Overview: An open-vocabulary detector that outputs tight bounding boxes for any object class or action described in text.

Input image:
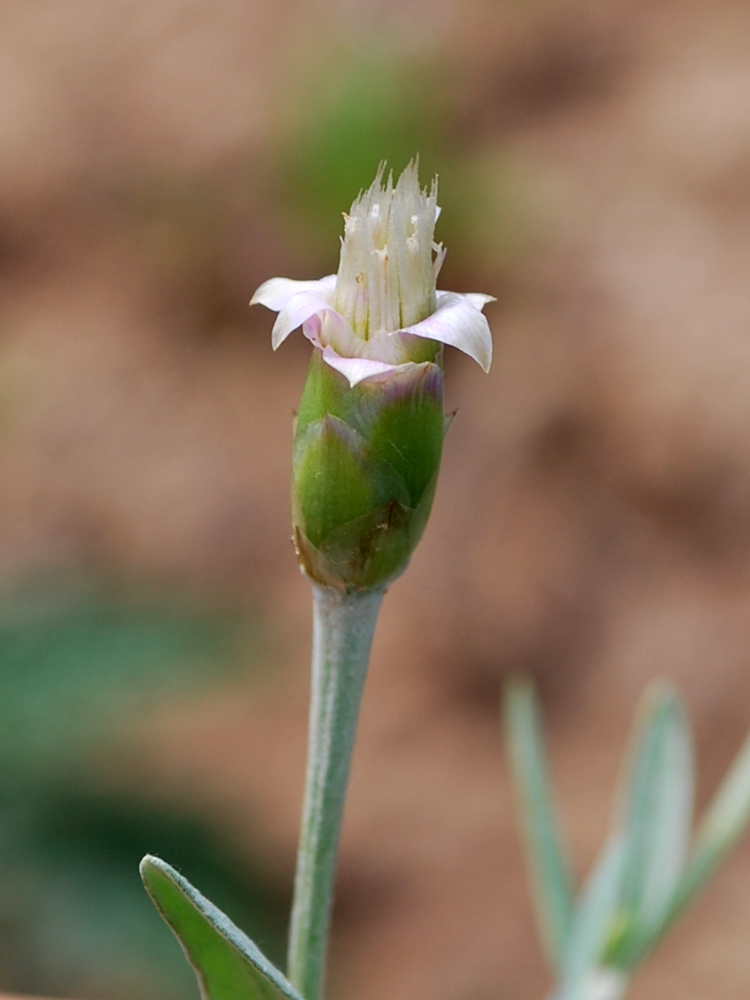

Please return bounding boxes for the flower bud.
[292,348,444,590]
[251,161,494,591]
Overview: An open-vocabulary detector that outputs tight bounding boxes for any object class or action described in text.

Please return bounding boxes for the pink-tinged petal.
[302,313,324,349]
[321,347,400,387]
[250,275,336,311]
[271,291,340,350]
[404,292,493,372]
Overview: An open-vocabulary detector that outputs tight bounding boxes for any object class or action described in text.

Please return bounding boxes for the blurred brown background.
[1,0,750,998]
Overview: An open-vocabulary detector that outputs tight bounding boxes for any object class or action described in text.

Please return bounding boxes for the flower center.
[333,161,445,341]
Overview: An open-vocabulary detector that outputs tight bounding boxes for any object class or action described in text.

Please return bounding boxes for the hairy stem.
[287,583,384,1000]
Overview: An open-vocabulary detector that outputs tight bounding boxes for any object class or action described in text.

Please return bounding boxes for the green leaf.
[503,678,574,971]
[605,683,693,968]
[554,683,692,996]
[556,838,629,1000]
[140,855,302,1000]
[0,581,246,786]
[658,723,750,938]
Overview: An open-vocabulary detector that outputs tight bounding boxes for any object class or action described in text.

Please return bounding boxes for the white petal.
[321,347,399,387]
[463,292,496,312]
[436,290,496,312]
[403,292,493,372]
[250,275,336,311]
[271,290,338,350]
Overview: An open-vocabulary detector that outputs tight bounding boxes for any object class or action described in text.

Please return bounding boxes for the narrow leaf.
[556,683,692,994]
[659,723,750,935]
[140,855,302,1000]
[556,838,628,1000]
[608,682,693,967]
[503,678,574,970]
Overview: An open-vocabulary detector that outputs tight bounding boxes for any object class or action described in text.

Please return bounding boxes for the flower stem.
[287,583,384,1000]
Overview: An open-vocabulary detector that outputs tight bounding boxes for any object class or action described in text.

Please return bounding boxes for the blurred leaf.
[436,147,549,275]
[0,576,287,1000]
[0,579,247,783]
[277,53,442,258]
[603,683,693,969]
[556,839,628,1000]
[554,684,692,997]
[655,722,750,944]
[141,856,301,1000]
[0,789,290,999]
[503,677,574,970]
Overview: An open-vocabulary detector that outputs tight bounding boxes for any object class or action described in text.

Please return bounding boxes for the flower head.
[251,162,494,590]
[251,161,494,387]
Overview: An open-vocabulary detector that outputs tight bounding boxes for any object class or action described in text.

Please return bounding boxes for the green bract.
[292,350,445,590]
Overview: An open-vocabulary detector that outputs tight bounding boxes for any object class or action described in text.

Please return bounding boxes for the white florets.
[333,161,443,340]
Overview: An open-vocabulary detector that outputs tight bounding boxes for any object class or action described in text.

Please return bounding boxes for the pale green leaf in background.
[556,837,628,1000]
[607,683,693,969]
[654,724,750,945]
[503,678,574,971]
